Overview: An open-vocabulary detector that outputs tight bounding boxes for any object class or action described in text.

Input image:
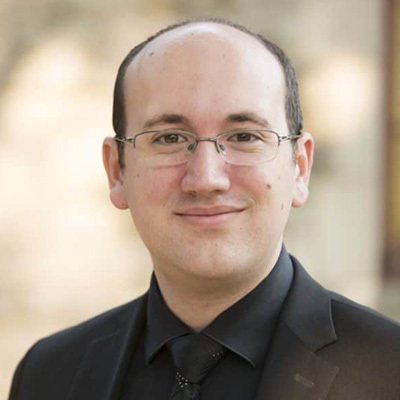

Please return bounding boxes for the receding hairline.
[124,20,282,81]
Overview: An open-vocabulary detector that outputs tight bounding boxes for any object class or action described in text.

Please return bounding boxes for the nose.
[181,140,231,196]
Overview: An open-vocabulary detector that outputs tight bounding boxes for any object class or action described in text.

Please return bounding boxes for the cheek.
[236,166,275,194]
[236,163,294,211]
[127,167,183,240]
[130,164,183,206]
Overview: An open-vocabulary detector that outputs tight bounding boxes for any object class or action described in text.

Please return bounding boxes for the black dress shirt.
[120,246,293,399]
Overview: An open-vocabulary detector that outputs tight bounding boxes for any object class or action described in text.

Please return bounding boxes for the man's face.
[103,24,313,286]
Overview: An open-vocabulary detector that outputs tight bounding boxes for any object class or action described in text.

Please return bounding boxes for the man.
[9,17,400,400]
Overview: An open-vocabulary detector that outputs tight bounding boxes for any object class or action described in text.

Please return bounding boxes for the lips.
[174,206,245,227]
[175,206,244,217]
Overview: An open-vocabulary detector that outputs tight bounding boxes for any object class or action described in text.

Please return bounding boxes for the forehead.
[123,23,287,130]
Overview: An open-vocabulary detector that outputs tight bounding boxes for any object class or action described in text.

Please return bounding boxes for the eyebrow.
[143,114,189,129]
[225,112,272,129]
[142,111,272,130]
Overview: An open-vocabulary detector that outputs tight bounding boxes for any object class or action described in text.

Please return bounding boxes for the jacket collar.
[67,295,147,400]
[255,255,339,400]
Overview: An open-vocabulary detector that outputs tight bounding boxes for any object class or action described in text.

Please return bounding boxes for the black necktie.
[168,333,226,400]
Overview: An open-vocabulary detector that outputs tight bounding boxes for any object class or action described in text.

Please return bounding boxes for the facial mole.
[266,183,272,190]
[136,173,140,178]
[149,51,154,57]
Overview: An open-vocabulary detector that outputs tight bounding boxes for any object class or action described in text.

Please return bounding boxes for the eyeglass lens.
[132,130,281,166]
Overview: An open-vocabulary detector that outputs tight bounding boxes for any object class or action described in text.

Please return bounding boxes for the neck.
[153,247,281,331]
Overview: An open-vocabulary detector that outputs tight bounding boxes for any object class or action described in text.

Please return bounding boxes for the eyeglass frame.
[114,128,303,164]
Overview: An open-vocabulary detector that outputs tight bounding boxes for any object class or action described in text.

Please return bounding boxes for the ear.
[102,137,128,210]
[292,132,314,208]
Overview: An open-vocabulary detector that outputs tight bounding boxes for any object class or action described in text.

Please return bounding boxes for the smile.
[175,206,245,227]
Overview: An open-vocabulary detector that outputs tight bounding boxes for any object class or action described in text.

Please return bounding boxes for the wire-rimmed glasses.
[114,129,302,166]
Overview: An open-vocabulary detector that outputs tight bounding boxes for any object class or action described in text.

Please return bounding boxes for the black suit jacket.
[9,256,400,399]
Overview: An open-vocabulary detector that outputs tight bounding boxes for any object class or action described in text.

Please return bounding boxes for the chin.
[186,263,237,280]
[178,250,256,281]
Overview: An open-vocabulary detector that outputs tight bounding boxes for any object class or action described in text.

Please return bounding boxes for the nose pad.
[186,140,224,166]
[216,142,225,153]
[187,142,197,153]
[187,139,225,158]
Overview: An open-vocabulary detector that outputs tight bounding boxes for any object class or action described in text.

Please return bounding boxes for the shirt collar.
[145,245,293,368]
[145,275,191,365]
[203,246,293,367]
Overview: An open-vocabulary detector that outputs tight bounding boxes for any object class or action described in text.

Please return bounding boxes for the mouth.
[175,206,245,227]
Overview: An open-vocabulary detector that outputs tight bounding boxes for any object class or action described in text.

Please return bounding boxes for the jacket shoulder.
[35,294,146,351]
[289,255,400,395]
[9,295,147,400]
[329,290,400,346]
[323,292,400,396]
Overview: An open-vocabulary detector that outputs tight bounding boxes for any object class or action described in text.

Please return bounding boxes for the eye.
[152,131,189,145]
[227,130,263,142]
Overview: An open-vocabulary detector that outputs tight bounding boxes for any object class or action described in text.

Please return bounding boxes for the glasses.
[114,129,302,166]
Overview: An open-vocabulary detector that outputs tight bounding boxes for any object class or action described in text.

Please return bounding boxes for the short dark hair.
[112,17,303,168]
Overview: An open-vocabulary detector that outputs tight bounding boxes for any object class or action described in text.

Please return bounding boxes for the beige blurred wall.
[1,1,397,399]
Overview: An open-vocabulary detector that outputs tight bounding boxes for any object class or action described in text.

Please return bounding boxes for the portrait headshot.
[2,2,400,400]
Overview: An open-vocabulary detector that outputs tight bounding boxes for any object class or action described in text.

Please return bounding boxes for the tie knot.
[168,333,226,384]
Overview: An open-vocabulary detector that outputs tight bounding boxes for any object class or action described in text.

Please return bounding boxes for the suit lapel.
[67,295,147,400]
[255,323,339,399]
[256,257,339,400]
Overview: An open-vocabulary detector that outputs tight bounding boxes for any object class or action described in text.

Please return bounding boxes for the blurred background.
[1,0,399,397]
